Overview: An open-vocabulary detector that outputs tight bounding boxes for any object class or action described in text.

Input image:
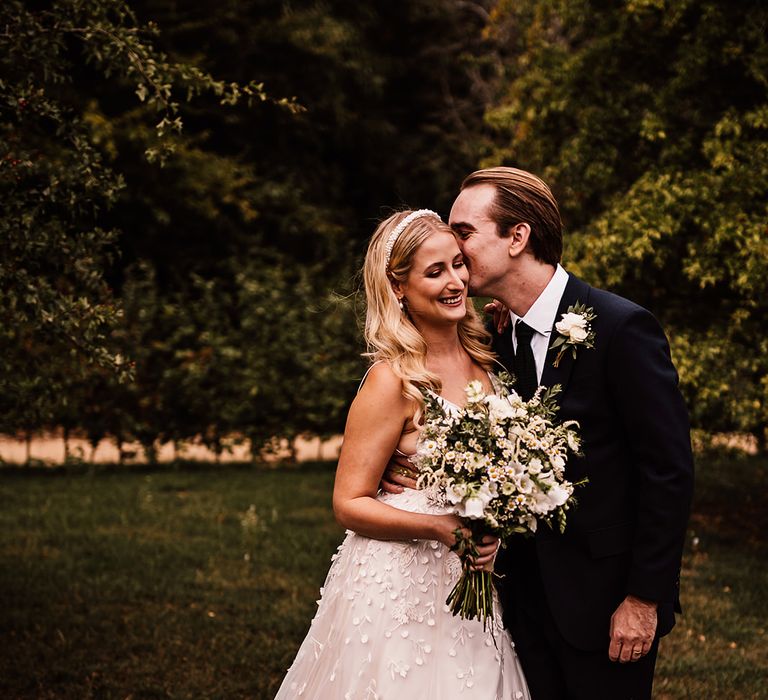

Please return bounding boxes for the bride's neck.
[418,327,471,373]
[417,324,462,356]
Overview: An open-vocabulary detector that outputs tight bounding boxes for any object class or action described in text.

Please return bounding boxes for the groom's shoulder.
[573,276,649,324]
[590,286,644,318]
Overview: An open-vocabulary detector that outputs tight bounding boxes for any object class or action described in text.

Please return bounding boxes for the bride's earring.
[398,297,404,311]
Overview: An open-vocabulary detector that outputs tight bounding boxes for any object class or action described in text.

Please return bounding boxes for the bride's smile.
[393,230,469,326]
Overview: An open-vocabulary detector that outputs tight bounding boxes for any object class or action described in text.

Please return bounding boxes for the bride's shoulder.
[359,361,401,395]
[353,362,411,421]
[360,360,402,389]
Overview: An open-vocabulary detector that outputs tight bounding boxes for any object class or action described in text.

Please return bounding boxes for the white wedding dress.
[274,474,531,698]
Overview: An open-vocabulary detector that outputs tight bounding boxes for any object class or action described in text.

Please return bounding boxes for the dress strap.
[486,369,501,394]
[357,360,385,393]
[491,358,509,374]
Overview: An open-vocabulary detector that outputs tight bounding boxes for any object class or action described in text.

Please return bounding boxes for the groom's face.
[449,184,511,298]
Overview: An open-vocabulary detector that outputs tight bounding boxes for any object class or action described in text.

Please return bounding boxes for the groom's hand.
[380,452,419,494]
[608,595,658,663]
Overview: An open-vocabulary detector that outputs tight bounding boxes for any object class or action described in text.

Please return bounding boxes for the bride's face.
[397,231,469,326]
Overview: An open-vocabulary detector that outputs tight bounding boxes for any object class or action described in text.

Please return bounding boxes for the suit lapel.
[539,274,591,395]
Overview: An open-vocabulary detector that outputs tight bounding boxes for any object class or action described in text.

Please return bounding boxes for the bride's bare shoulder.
[350,362,411,427]
[358,361,403,399]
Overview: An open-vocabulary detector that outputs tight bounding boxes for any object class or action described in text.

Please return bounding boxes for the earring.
[398,298,404,311]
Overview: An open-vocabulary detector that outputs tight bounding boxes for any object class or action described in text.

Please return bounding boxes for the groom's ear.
[507,223,532,258]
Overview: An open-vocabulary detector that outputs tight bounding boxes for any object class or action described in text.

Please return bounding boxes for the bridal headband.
[384,209,441,268]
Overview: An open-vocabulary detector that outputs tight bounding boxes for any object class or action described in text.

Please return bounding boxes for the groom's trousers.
[503,541,659,700]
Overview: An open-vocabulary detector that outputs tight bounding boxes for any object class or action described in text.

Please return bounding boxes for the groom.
[385,167,694,699]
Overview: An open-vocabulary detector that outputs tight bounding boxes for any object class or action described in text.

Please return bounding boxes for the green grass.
[0,455,766,699]
[655,453,768,699]
[0,463,344,699]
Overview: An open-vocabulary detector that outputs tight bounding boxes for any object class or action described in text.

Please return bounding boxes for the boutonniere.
[550,301,596,367]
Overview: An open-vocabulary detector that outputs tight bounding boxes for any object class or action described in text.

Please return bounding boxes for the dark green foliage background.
[484,0,768,443]
[1,2,766,447]
[1,0,497,455]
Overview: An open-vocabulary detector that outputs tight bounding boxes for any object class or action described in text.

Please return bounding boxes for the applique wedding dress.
[274,397,530,699]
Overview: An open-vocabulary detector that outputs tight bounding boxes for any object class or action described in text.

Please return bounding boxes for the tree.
[3,0,501,457]
[0,0,289,447]
[484,0,768,445]
[234,257,363,456]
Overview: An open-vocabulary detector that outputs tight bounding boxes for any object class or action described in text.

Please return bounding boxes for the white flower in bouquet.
[550,452,566,473]
[548,483,572,507]
[458,482,498,520]
[517,474,534,494]
[567,431,582,453]
[467,452,490,473]
[528,457,544,474]
[465,379,485,403]
[523,513,538,533]
[446,482,469,504]
[486,394,519,421]
[421,439,439,455]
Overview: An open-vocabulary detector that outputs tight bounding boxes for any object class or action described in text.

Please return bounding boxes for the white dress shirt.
[510,264,569,383]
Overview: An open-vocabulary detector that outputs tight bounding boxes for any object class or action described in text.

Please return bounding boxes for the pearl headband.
[384,209,441,268]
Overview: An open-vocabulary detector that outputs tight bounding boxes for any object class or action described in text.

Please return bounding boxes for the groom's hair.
[460,167,563,265]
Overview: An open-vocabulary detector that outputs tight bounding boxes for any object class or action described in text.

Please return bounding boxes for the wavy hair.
[363,210,496,421]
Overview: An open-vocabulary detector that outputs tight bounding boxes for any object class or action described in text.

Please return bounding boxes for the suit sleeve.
[606,307,694,604]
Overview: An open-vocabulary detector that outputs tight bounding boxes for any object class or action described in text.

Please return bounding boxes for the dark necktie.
[514,320,538,401]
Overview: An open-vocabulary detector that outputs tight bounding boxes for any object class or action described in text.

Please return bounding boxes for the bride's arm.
[332,363,460,548]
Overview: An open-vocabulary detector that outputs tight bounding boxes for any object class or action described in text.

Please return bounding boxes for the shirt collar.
[510,264,569,336]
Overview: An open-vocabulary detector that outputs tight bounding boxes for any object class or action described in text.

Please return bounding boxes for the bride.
[274,210,530,699]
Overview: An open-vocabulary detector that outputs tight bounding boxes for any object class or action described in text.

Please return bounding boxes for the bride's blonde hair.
[363,210,496,418]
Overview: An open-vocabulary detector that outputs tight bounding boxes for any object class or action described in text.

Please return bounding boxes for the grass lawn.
[0,453,766,699]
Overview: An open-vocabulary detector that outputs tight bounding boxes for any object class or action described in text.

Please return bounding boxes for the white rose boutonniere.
[550,301,596,367]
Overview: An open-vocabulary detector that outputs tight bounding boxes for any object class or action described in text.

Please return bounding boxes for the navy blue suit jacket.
[493,273,694,651]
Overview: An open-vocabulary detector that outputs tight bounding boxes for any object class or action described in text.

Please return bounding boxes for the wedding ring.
[632,649,642,656]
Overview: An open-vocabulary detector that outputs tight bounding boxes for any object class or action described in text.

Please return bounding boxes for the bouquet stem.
[446,525,496,630]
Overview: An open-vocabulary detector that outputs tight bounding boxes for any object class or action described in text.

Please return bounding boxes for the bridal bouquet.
[412,374,583,629]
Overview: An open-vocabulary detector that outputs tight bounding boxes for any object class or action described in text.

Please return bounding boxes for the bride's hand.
[483,299,511,335]
[434,514,469,549]
[434,516,500,572]
[471,534,501,572]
